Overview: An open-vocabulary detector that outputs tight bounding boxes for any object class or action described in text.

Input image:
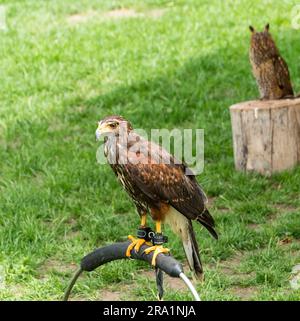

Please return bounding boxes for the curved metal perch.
[64,241,201,301]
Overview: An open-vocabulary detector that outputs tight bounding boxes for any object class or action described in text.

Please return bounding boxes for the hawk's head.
[95,115,133,141]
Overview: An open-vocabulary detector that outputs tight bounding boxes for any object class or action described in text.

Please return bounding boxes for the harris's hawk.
[95,115,217,278]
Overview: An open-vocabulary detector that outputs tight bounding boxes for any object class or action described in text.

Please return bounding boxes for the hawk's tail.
[182,221,203,279]
[165,207,203,279]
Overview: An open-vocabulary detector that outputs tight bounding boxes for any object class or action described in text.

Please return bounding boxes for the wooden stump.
[230,98,300,175]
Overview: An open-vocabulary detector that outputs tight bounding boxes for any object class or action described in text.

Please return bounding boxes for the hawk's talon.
[126,235,152,257]
[143,245,170,266]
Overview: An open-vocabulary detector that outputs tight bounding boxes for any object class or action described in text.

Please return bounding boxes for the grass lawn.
[0,0,300,301]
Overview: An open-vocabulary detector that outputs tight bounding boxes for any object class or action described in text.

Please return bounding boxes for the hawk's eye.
[109,123,117,129]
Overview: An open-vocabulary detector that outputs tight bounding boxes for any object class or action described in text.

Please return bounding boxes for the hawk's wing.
[124,138,217,238]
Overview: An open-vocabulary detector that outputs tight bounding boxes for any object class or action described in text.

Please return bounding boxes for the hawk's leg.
[144,220,170,266]
[126,214,152,257]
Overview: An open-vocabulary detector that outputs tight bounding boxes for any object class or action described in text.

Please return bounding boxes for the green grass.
[0,0,300,301]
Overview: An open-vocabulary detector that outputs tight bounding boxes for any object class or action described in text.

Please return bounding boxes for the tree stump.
[230,98,300,175]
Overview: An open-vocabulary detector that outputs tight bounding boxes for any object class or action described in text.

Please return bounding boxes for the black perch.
[64,241,200,301]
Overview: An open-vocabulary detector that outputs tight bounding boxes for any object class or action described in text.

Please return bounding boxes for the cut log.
[230,98,300,175]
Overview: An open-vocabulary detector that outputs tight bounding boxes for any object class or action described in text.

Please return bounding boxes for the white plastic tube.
[179,272,201,301]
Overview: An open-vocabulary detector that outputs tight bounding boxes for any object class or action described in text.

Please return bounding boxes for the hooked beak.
[95,129,101,141]
[95,122,112,141]
[95,122,103,141]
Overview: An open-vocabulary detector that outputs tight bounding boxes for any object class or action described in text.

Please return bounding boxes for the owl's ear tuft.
[249,25,255,33]
[265,23,270,32]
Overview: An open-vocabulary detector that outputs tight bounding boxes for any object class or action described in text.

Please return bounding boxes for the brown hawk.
[95,115,217,278]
